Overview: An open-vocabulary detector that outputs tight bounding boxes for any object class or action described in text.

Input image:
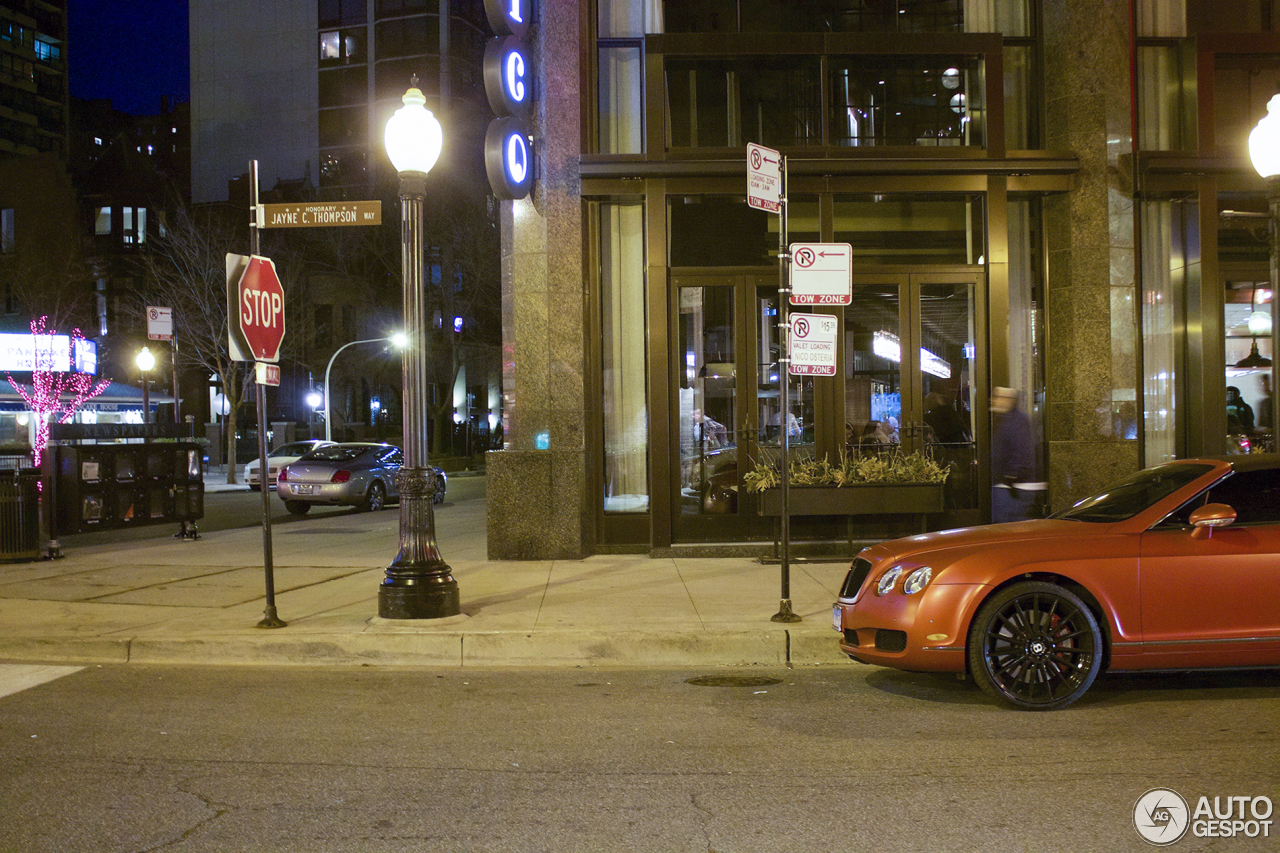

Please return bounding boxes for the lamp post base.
[378,466,460,619]
[378,577,460,620]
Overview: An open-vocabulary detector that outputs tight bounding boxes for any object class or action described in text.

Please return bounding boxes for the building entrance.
[671,269,985,544]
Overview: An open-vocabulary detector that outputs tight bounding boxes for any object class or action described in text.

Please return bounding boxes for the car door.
[1138,467,1280,667]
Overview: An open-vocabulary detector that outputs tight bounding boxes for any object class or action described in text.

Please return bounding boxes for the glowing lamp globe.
[384,86,443,176]
[1249,95,1280,179]
[136,347,155,372]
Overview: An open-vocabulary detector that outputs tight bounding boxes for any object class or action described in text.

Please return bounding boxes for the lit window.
[320,31,340,61]
[94,207,111,236]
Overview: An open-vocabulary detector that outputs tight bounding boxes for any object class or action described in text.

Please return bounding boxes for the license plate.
[832,604,842,632]
[295,485,315,495]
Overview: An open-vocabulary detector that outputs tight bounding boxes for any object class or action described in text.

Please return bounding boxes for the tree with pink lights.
[6,317,111,467]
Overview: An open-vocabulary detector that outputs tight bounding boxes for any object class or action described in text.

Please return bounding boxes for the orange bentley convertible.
[833,456,1280,710]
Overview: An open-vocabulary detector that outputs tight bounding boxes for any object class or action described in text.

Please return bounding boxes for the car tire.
[362,481,386,512]
[284,500,311,516]
[966,581,1103,711]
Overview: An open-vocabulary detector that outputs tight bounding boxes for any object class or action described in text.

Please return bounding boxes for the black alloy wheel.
[363,480,386,512]
[967,581,1103,711]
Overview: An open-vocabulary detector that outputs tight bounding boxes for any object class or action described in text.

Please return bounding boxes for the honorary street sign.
[257,201,381,228]
[747,142,782,213]
[789,314,839,377]
[789,242,852,305]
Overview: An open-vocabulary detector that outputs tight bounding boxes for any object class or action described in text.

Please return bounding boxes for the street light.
[305,389,323,438]
[136,346,155,424]
[322,335,404,442]
[379,79,458,620]
[1249,96,1280,436]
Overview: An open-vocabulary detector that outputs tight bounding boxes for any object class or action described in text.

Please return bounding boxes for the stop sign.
[236,256,285,362]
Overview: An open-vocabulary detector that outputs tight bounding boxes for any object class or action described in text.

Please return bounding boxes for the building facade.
[0,0,66,160]
[485,0,1280,558]
[188,0,501,453]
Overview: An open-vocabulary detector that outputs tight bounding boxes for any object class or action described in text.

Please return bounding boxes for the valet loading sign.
[788,314,839,376]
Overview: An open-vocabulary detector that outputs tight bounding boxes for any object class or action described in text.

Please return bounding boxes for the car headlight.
[902,566,933,595]
[875,566,903,596]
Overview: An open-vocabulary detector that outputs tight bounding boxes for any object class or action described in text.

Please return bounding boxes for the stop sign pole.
[243,160,285,628]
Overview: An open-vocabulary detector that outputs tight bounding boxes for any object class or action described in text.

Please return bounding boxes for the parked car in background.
[833,455,1280,710]
[277,443,446,515]
[244,440,335,491]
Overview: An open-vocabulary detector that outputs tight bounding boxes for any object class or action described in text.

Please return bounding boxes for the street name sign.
[747,143,782,213]
[226,253,285,363]
[789,242,852,305]
[257,201,381,228]
[788,314,839,376]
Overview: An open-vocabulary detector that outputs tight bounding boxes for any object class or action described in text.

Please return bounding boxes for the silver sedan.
[277,443,404,515]
[277,443,448,515]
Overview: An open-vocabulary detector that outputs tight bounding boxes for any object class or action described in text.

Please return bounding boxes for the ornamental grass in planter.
[743,448,949,493]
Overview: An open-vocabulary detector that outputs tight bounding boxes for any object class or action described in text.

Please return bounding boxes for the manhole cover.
[685,675,782,688]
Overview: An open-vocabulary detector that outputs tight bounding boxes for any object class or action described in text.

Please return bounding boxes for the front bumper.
[834,582,985,673]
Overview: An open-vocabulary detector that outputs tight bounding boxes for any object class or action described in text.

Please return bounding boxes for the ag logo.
[1134,788,1190,846]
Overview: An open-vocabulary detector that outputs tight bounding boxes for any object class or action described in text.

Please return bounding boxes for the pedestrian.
[990,386,1035,523]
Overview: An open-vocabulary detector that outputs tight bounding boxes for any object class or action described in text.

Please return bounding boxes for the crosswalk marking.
[0,664,85,700]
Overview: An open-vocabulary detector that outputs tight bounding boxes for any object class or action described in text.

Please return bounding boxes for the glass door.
[844,273,983,525]
[673,274,784,540]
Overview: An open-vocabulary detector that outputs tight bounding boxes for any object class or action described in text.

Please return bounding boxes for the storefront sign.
[483,0,535,199]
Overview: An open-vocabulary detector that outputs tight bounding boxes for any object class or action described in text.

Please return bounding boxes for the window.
[1162,468,1280,526]
[122,208,147,245]
[94,207,111,236]
[830,55,984,148]
[599,46,643,153]
[601,203,649,512]
[1,209,13,253]
[319,28,365,65]
[666,56,822,149]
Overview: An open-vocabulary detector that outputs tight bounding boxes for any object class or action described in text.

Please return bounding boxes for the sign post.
[147,306,182,425]
[237,160,286,629]
[747,143,801,624]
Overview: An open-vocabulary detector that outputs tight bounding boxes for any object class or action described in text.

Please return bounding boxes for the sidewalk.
[0,472,853,669]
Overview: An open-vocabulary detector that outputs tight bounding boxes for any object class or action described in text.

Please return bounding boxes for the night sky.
[67,0,189,116]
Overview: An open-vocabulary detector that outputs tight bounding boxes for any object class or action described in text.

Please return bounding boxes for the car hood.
[859,518,1117,571]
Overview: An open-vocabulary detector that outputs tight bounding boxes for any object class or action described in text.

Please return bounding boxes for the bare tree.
[134,204,252,482]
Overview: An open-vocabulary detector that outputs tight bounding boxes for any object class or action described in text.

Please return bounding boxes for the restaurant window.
[834,195,986,265]
[830,55,984,148]
[600,203,649,512]
[666,56,822,149]
[669,196,773,267]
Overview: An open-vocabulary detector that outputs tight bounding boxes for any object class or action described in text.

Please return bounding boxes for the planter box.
[757,483,944,517]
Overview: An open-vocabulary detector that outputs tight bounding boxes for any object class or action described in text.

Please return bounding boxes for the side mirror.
[1189,502,1237,539]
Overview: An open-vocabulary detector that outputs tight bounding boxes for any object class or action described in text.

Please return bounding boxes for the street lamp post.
[379,79,458,619]
[322,335,404,443]
[1249,95,1280,445]
[136,346,155,425]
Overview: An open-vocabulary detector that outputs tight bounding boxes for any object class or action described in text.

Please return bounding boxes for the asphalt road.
[0,663,1277,852]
